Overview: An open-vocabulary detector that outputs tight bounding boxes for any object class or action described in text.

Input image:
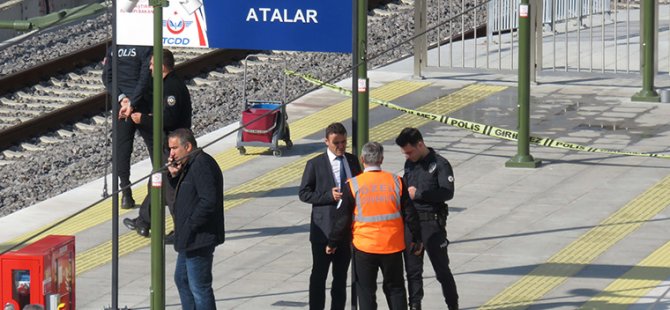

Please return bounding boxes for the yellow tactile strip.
[480,176,670,310]
[212,80,430,169]
[580,238,670,308]
[76,83,506,275]
[0,80,429,253]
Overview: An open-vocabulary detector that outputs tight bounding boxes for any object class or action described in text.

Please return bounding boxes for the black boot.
[136,226,149,237]
[410,303,421,310]
[121,190,135,209]
[122,217,137,230]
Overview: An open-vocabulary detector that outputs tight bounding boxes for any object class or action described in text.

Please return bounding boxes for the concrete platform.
[4,35,670,310]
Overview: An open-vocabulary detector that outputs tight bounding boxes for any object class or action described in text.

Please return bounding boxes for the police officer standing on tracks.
[102,44,153,209]
[395,127,459,310]
[327,141,423,310]
[122,49,192,240]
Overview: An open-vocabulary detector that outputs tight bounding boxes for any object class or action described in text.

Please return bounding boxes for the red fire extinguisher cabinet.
[1,235,75,310]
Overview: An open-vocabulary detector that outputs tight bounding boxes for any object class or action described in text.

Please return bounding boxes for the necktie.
[337,156,347,189]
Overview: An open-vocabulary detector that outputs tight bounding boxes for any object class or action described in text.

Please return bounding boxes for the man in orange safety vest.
[327,141,424,310]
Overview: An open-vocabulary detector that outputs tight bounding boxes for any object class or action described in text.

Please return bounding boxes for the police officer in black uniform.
[395,127,459,310]
[102,44,154,209]
[122,49,192,239]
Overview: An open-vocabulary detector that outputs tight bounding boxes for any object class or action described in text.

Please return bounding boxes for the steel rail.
[0,48,252,150]
[0,0,390,151]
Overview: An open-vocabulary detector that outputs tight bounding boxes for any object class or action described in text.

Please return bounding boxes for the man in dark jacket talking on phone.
[167,128,224,309]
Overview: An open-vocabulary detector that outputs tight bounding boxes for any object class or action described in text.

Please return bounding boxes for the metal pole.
[413,0,426,79]
[111,0,119,308]
[352,0,359,158]
[355,0,369,156]
[350,0,359,307]
[631,0,659,102]
[150,1,166,309]
[506,0,540,169]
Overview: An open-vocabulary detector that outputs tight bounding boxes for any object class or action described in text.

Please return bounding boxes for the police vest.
[349,171,405,254]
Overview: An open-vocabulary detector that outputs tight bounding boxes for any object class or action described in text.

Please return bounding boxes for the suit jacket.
[299,152,362,244]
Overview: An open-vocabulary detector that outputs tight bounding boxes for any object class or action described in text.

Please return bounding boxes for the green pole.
[355,0,369,154]
[150,1,165,309]
[506,0,540,168]
[632,0,659,102]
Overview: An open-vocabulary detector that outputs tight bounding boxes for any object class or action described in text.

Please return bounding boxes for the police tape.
[286,70,670,160]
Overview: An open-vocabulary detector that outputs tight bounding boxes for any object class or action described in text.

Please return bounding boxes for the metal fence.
[488,0,612,32]
[421,0,670,79]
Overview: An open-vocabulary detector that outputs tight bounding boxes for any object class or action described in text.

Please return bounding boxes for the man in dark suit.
[299,122,362,310]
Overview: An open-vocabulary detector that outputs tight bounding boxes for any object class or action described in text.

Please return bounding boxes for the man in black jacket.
[167,128,224,309]
[122,49,192,239]
[395,128,458,310]
[102,44,153,209]
[299,122,362,310]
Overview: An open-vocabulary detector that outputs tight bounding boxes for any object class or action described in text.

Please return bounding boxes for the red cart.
[236,55,292,156]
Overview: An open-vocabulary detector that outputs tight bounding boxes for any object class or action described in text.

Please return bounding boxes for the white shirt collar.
[364,166,381,172]
[327,148,340,161]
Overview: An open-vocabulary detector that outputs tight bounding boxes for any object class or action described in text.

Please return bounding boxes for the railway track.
[0,0,394,159]
[0,44,254,154]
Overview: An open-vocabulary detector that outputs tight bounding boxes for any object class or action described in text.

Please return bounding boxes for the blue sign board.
[205,0,351,52]
[118,0,352,52]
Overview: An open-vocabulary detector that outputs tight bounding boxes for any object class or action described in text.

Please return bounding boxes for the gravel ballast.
[0,0,478,216]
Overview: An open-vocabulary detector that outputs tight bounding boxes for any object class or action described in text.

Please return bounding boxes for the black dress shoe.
[121,192,136,209]
[164,231,175,244]
[137,226,150,237]
[123,217,137,230]
[410,303,421,310]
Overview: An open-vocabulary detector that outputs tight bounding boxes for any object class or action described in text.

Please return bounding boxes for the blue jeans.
[175,245,217,310]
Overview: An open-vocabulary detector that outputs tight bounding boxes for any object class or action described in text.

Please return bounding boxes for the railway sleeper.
[0,99,67,110]
[57,129,75,138]
[20,142,45,152]
[208,71,227,78]
[49,78,105,91]
[0,108,42,116]
[74,122,99,132]
[0,116,32,123]
[34,84,100,96]
[91,116,108,125]
[15,92,80,103]
[67,72,101,82]
[3,150,24,159]
[39,136,63,144]
[192,77,219,86]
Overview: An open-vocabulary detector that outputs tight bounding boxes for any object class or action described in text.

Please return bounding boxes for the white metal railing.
[488,0,612,32]
[420,0,670,80]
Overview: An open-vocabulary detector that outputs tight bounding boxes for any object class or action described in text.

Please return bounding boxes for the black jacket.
[299,152,362,244]
[102,45,152,111]
[140,71,193,133]
[328,170,422,249]
[402,148,455,213]
[169,150,225,252]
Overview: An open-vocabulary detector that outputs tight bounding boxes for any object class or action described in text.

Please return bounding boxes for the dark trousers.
[117,117,153,189]
[353,247,407,310]
[310,242,351,310]
[403,220,458,309]
[137,147,175,229]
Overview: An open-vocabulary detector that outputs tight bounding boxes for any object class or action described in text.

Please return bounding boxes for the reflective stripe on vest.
[350,175,402,223]
[349,171,405,254]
